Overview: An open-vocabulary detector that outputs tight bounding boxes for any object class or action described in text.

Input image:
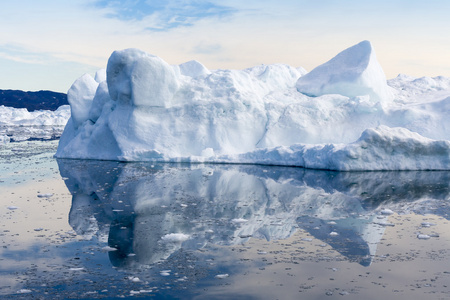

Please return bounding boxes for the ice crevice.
[54,41,450,171]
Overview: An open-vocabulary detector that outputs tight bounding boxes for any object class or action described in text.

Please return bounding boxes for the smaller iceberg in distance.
[55,41,450,171]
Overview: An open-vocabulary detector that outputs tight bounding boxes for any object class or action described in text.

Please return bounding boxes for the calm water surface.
[0,141,449,299]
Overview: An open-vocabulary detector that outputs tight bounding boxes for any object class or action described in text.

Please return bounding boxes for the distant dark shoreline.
[0,89,68,111]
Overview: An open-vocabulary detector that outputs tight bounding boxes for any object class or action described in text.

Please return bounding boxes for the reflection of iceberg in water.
[297,216,387,266]
[57,159,450,267]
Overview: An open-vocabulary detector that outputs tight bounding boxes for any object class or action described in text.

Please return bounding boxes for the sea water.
[0,140,449,299]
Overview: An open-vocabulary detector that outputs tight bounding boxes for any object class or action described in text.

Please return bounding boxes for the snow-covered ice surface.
[54,41,450,170]
[0,105,70,142]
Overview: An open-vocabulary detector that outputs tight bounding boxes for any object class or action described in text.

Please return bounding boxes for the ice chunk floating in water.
[55,41,450,170]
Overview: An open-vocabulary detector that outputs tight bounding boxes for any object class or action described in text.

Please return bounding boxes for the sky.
[1,0,450,93]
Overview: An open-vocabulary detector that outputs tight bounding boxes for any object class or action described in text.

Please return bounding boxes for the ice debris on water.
[37,193,54,198]
[421,222,436,227]
[231,218,248,224]
[417,234,431,240]
[161,233,190,242]
[101,246,118,251]
[215,274,229,279]
[380,209,394,215]
[374,222,395,227]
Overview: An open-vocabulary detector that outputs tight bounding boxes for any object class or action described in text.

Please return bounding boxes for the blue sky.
[1,0,450,92]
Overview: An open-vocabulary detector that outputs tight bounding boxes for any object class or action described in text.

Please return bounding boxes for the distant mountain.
[0,89,68,111]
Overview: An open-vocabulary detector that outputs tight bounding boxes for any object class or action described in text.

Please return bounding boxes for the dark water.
[1,146,449,299]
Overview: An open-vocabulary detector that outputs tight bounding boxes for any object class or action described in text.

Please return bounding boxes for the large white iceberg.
[55,41,450,170]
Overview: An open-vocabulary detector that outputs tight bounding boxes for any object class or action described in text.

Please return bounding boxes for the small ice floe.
[160,270,171,276]
[257,251,267,255]
[421,222,436,227]
[129,277,140,282]
[380,209,394,215]
[205,229,214,233]
[329,231,339,236]
[17,289,32,294]
[127,253,136,257]
[301,238,313,242]
[180,203,188,208]
[112,209,124,212]
[69,267,85,271]
[239,234,253,238]
[101,246,118,252]
[37,193,53,198]
[327,221,337,225]
[7,206,19,210]
[417,234,431,240]
[231,218,248,224]
[374,222,395,227]
[215,274,229,279]
[161,233,190,242]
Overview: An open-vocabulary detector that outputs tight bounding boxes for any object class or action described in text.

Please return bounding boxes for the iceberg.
[0,105,70,142]
[55,41,450,171]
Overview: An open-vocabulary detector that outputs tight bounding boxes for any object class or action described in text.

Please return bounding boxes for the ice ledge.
[57,126,450,171]
[215,126,450,171]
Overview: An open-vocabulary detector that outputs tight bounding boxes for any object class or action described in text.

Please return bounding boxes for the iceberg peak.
[106,48,179,108]
[296,40,393,103]
[178,60,211,78]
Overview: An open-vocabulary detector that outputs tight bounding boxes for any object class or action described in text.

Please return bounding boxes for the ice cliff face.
[55,41,450,170]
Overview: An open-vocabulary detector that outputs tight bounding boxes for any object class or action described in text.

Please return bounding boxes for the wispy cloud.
[0,45,49,65]
[93,0,236,31]
[192,42,222,54]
